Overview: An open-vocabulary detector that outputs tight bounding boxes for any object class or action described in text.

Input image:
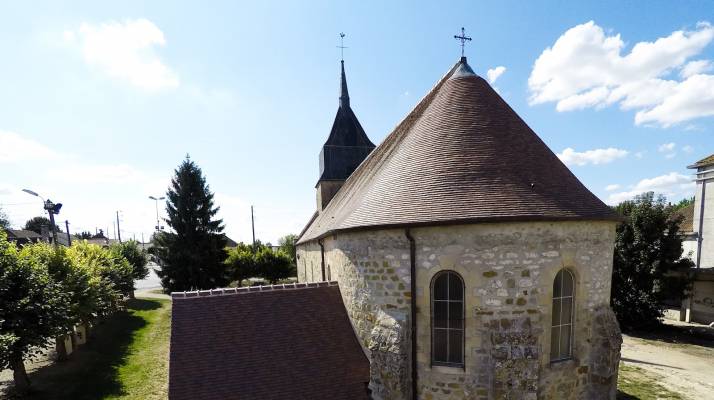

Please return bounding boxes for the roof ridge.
[171,281,339,299]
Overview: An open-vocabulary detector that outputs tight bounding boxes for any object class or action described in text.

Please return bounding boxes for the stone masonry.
[296,221,621,400]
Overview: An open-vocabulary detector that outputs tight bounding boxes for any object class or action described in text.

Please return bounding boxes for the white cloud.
[64,19,179,91]
[658,142,676,152]
[605,184,621,191]
[529,21,714,127]
[557,147,628,166]
[0,130,60,163]
[634,151,645,159]
[486,66,506,84]
[680,59,713,78]
[607,172,694,204]
[683,145,694,153]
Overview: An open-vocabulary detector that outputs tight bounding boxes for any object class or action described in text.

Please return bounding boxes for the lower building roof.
[169,282,370,400]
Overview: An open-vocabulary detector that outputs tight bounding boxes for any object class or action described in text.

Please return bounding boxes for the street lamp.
[22,188,62,247]
[148,196,165,232]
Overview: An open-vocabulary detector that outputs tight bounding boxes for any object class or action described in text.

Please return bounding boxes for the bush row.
[0,231,148,393]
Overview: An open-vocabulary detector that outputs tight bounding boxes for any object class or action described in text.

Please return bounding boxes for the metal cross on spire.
[454,27,472,57]
[337,32,348,61]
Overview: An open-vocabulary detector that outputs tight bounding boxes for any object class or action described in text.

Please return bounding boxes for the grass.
[617,363,686,400]
[10,298,171,399]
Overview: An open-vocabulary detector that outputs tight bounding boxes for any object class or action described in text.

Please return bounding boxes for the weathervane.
[337,32,348,61]
[454,27,472,57]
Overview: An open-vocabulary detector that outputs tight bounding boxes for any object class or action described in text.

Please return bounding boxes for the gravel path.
[621,329,714,400]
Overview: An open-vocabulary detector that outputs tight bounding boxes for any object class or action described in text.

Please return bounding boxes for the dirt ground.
[621,321,714,400]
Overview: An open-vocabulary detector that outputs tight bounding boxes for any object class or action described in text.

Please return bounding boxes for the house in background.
[679,154,714,324]
[4,229,43,246]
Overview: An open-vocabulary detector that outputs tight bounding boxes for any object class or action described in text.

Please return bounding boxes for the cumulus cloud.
[64,19,179,91]
[0,130,60,163]
[486,66,506,84]
[680,59,713,78]
[658,142,676,152]
[529,21,714,127]
[605,184,621,191]
[606,172,694,204]
[683,145,694,153]
[557,147,628,166]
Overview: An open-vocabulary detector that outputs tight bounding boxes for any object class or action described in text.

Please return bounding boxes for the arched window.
[551,269,575,362]
[431,271,464,366]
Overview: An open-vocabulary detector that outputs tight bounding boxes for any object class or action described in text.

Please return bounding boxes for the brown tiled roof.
[676,203,695,233]
[298,58,618,244]
[169,282,370,400]
[688,154,714,169]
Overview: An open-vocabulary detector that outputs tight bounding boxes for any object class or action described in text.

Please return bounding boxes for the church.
[295,49,623,398]
[169,43,622,400]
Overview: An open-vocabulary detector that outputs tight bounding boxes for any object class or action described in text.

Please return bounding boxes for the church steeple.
[339,60,350,109]
[315,55,375,211]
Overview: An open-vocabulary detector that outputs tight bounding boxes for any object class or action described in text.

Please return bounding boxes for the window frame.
[430,270,465,368]
[550,268,575,363]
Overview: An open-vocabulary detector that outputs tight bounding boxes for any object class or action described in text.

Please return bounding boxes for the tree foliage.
[24,216,60,235]
[0,206,10,229]
[224,243,257,287]
[74,231,93,240]
[110,240,149,281]
[0,231,71,392]
[672,196,694,211]
[154,157,228,292]
[611,192,694,330]
[225,242,296,286]
[278,234,297,264]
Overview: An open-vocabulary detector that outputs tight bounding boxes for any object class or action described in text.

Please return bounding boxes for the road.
[621,329,714,400]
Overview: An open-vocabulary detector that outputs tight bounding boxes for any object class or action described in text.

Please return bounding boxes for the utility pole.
[116,211,122,243]
[65,220,71,246]
[251,205,256,246]
[141,232,145,250]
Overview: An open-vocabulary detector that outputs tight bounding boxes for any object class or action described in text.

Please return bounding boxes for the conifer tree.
[155,156,228,292]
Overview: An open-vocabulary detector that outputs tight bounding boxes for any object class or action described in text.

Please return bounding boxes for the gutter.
[318,239,326,281]
[405,228,417,400]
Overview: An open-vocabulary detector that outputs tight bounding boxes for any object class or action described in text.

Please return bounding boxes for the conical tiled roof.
[299,58,618,243]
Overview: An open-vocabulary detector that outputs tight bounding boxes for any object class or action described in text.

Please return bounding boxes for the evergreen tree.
[155,156,228,292]
[611,192,693,330]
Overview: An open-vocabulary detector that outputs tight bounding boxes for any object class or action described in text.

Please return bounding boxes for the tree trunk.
[129,289,136,299]
[55,335,68,361]
[11,353,30,395]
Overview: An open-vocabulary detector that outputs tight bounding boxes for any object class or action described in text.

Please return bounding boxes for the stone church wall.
[296,221,621,400]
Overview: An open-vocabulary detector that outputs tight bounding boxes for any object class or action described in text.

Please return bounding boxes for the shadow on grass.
[627,323,714,348]
[617,390,639,399]
[10,298,162,399]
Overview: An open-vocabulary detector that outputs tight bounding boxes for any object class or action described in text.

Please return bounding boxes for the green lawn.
[15,298,171,400]
[617,363,686,400]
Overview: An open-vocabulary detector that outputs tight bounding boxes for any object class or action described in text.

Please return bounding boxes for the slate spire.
[315,60,375,210]
[339,60,350,109]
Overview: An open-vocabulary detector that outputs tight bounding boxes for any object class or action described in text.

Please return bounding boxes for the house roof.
[676,203,695,233]
[4,229,42,240]
[688,154,714,169]
[298,57,618,244]
[169,282,370,400]
[318,61,375,182]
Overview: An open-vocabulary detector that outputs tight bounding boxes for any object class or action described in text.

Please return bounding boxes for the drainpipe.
[318,239,326,282]
[405,228,417,400]
[696,178,706,269]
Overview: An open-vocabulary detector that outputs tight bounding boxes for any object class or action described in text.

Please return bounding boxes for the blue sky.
[1,1,713,244]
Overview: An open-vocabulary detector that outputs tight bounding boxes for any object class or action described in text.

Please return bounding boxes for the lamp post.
[22,189,62,247]
[148,196,165,232]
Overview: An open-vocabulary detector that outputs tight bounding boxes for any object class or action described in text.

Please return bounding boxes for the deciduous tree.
[611,192,694,330]
[0,231,71,394]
